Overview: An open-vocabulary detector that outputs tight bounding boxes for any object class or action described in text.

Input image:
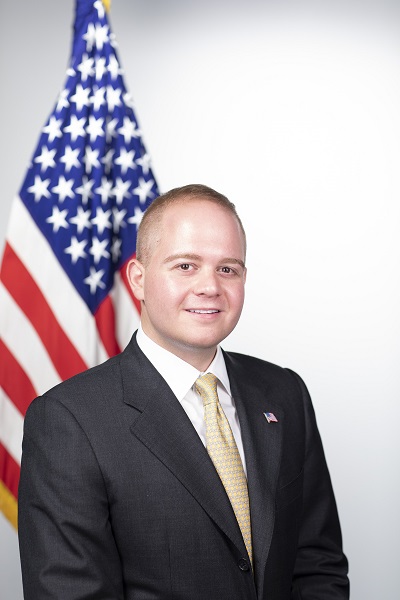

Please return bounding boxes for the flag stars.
[111,237,122,262]
[91,86,106,111]
[34,146,56,172]
[27,176,51,201]
[92,207,112,234]
[108,54,123,79]
[70,206,92,233]
[95,177,113,204]
[123,92,135,109]
[94,24,109,50]
[56,89,70,112]
[112,207,127,233]
[89,237,110,264]
[46,206,69,233]
[95,56,107,81]
[83,23,109,52]
[115,148,136,174]
[84,147,100,173]
[94,0,105,19]
[101,149,115,174]
[118,117,140,144]
[106,86,122,111]
[52,175,75,202]
[64,115,86,141]
[75,176,94,204]
[86,115,105,142]
[43,116,63,142]
[109,32,118,49]
[64,236,87,263]
[77,54,95,82]
[16,8,160,310]
[128,206,144,228]
[136,153,152,175]
[105,117,118,143]
[60,146,80,172]
[84,266,106,293]
[70,84,91,111]
[82,23,96,52]
[112,177,131,204]
[134,177,154,204]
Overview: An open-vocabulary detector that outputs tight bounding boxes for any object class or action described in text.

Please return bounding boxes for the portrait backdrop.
[1,1,399,598]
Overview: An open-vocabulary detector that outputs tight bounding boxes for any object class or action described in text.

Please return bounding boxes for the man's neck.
[139,324,217,372]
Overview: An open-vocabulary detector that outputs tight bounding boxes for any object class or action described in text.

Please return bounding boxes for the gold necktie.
[195,373,252,565]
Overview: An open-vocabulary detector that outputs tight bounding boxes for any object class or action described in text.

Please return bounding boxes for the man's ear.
[126,258,145,301]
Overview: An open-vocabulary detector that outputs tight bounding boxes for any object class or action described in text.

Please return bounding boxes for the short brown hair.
[136,184,246,264]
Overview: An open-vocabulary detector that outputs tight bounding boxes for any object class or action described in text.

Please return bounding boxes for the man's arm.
[288,371,350,600]
[18,395,124,600]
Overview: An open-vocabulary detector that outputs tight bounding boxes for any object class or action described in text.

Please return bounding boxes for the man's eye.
[220,266,234,274]
[178,264,191,271]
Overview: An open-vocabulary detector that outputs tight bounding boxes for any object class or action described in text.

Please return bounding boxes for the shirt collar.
[136,325,231,400]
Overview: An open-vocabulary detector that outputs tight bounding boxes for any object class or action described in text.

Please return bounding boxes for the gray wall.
[1,1,400,598]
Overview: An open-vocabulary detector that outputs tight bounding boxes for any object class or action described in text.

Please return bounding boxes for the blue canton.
[19,0,159,314]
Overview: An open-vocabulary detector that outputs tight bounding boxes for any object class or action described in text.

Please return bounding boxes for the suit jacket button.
[238,558,250,571]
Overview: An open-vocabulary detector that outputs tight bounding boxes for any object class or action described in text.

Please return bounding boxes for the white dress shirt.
[136,325,247,475]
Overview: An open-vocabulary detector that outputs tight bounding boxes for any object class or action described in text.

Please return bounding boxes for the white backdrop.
[1,1,399,598]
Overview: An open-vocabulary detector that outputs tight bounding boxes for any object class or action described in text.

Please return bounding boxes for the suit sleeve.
[18,394,124,600]
[287,371,350,600]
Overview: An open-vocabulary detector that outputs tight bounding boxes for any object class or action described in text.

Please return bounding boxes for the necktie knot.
[195,373,218,406]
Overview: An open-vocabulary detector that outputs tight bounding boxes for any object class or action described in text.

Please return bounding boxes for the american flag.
[264,412,278,423]
[0,0,159,528]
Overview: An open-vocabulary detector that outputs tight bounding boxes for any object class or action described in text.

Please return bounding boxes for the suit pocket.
[275,468,303,511]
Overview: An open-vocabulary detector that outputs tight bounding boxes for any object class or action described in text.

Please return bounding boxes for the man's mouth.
[187,309,220,314]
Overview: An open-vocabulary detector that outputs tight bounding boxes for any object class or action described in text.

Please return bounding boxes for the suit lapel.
[224,352,283,587]
[119,336,248,558]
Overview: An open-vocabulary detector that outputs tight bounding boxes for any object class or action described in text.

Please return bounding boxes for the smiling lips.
[187,309,220,314]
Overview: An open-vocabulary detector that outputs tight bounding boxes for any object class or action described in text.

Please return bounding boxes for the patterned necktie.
[195,373,253,565]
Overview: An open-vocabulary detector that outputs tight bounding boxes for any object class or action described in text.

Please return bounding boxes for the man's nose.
[193,268,221,296]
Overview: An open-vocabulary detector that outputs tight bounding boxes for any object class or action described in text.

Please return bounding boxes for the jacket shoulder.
[223,350,308,397]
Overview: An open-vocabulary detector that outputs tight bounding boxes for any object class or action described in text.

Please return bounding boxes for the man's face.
[128,199,246,369]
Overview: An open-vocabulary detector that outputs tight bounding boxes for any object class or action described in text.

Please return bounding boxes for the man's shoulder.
[29,336,141,416]
[223,349,304,392]
[50,350,123,396]
[223,349,287,376]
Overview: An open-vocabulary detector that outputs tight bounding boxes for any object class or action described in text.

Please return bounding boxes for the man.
[19,184,349,599]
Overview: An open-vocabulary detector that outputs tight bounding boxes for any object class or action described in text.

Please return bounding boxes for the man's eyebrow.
[163,253,202,264]
[163,253,245,269]
[222,257,246,269]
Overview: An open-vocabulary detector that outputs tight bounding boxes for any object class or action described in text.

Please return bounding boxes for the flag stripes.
[0,341,35,417]
[110,270,141,350]
[1,281,61,394]
[0,393,24,466]
[2,243,88,380]
[0,0,159,528]
[6,196,108,367]
[0,445,20,498]
[94,294,122,357]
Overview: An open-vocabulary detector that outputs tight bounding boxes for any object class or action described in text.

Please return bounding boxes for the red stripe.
[1,243,88,380]
[0,444,19,500]
[119,254,141,314]
[0,341,37,417]
[94,294,121,357]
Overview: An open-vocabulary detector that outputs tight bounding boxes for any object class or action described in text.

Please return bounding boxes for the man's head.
[128,184,247,370]
[136,184,246,266]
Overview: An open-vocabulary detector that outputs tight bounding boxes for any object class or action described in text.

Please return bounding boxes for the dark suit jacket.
[18,334,349,599]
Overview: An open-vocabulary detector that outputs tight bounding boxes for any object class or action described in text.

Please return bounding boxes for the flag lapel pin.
[263,412,278,423]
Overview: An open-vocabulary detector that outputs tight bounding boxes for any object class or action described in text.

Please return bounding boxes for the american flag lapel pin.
[263,412,278,423]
